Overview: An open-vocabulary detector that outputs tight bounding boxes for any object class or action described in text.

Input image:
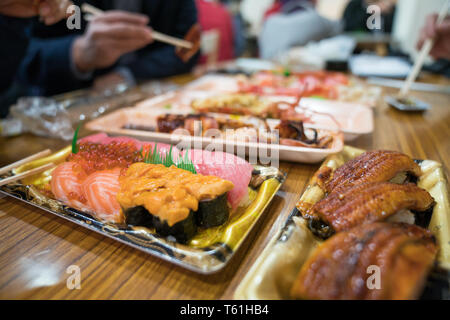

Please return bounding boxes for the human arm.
[119,0,200,81]
[417,13,450,60]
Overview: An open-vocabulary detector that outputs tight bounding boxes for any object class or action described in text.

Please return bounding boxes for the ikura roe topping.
[67,141,144,175]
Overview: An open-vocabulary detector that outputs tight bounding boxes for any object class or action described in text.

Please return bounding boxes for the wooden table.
[0,74,449,299]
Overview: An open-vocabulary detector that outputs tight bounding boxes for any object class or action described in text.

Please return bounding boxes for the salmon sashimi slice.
[51,162,91,212]
[82,168,124,224]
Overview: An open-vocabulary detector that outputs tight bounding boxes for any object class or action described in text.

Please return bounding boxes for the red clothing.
[263,1,283,20]
[195,0,234,62]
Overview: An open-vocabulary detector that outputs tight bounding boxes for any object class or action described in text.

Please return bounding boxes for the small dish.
[385,95,430,112]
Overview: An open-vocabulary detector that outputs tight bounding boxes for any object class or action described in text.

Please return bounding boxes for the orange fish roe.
[68,190,87,205]
[67,141,144,175]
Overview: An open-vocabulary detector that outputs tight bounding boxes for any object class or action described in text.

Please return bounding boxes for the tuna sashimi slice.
[51,162,91,212]
[78,133,109,144]
[82,168,124,224]
[184,149,254,209]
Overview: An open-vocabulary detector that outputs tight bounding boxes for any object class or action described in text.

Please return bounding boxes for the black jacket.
[18,0,199,96]
[0,15,31,117]
[343,0,396,33]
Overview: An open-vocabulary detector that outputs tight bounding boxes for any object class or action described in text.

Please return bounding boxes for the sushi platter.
[85,72,375,155]
[86,79,376,163]
[86,106,345,164]
[235,147,450,299]
[183,72,382,108]
[1,66,449,300]
[0,133,285,273]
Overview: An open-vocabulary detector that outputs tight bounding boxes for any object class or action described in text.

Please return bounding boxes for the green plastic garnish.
[72,122,82,154]
[140,144,197,174]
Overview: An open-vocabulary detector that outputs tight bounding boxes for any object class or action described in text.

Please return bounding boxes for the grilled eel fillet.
[291,222,438,300]
[307,182,435,234]
[316,150,422,194]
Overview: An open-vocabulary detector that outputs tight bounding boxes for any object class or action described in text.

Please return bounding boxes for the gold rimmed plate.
[0,145,286,274]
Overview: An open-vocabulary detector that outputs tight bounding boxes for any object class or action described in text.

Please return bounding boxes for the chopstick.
[81,3,103,16]
[0,163,55,187]
[151,31,193,49]
[81,3,193,49]
[0,149,51,175]
[399,0,449,98]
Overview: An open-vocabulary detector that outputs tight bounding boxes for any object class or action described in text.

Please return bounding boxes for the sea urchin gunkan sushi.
[117,163,234,243]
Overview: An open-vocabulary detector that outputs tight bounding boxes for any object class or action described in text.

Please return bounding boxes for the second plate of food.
[234,147,449,299]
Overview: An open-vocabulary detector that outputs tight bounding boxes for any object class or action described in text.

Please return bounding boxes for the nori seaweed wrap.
[123,206,153,228]
[117,163,235,244]
[153,211,197,244]
[196,193,230,228]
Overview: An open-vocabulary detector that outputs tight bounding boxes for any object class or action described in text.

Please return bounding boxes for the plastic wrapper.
[5,81,179,140]
[56,81,179,123]
[0,118,23,137]
[9,97,74,140]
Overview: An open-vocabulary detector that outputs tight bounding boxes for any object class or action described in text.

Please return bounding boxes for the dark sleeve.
[123,0,200,80]
[0,16,30,93]
[342,0,368,32]
[18,34,93,96]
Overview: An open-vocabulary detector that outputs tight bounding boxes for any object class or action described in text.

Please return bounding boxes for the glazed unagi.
[291,222,437,300]
[306,182,434,236]
[316,150,421,194]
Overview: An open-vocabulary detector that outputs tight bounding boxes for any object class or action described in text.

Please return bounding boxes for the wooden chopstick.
[0,163,55,187]
[81,3,193,49]
[151,31,193,49]
[81,3,103,16]
[0,149,51,176]
[399,0,449,98]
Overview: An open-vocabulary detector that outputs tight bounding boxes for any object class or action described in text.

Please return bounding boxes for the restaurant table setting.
[0,65,449,300]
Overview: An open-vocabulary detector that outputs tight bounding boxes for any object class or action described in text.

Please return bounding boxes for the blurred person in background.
[0,0,70,117]
[417,12,450,77]
[196,0,235,63]
[18,0,199,97]
[259,0,342,59]
[417,13,450,60]
[342,0,397,33]
[220,0,246,58]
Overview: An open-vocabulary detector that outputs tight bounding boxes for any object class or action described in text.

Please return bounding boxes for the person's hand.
[72,11,153,73]
[175,23,201,63]
[0,0,71,25]
[417,13,450,60]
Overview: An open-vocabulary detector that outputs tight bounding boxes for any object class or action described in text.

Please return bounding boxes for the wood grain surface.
[0,74,449,300]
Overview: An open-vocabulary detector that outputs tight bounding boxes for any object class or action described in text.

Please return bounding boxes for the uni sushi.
[117,163,234,243]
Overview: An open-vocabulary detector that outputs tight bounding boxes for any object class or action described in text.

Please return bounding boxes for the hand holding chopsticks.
[81,3,193,49]
[399,0,449,98]
[72,9,154,72]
